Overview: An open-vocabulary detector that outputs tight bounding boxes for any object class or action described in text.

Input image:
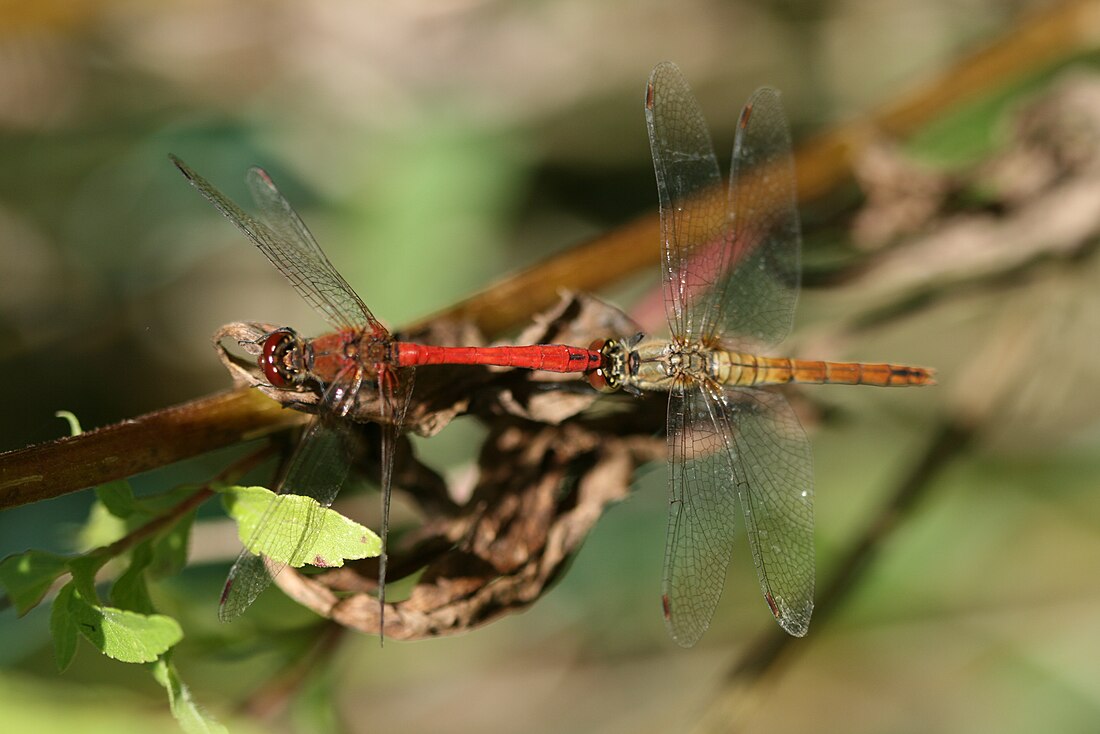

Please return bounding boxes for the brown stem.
[0,390,303,511]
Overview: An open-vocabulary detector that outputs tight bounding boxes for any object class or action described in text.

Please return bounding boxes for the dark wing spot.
[739,102,754,130]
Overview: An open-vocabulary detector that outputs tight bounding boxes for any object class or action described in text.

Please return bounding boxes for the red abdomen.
[394,342,601,373]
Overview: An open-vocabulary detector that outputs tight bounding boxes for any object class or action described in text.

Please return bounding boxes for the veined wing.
[171,155,381,333]
[662,381,814,645]
[711,88,800,347]
[219,364,365,622]
[724,386,814,636]
[645,61,727,345]
[375,364,415,638]
[661,378,741,647]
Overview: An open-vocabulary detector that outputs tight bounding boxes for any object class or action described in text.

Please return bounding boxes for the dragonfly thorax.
[629,340,713,392]
[351,333,392,365]
[300,329,391,388]
[585,337,712,393]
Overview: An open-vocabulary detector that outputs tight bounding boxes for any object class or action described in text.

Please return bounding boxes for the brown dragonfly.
[582,62,934,646]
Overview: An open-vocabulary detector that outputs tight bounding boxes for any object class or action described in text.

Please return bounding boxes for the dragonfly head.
[260,328,308,388]
[585,338,632,393]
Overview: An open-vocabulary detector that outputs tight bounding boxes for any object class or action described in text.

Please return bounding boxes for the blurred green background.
[3,0,1100,732]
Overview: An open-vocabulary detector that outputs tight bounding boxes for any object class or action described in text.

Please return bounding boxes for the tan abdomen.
[717,352,935,387]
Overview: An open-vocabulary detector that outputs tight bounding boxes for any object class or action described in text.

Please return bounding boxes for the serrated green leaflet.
[96,480,138,518]
[68,553,107,601]
[77,501,130,551]
[50,582,79,672]
[69,593,183,664]
[220,485,380,568]
[150,510,194,578]
[0,550,70,616]
[110,541,155,614]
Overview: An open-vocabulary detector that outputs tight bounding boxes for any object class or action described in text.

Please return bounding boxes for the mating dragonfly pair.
[174,62,932,647]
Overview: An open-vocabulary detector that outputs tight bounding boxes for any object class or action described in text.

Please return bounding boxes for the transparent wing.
[375,365,416,638]
[645,61,727,345]
[662,381,814,645]
[661,379,741,647]
[171,155,383,333]
[710,88,801,346]
[218,365,364,622]
[725,386,814,636]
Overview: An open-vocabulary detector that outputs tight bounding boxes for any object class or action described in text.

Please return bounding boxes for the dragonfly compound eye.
[260,329,302,388]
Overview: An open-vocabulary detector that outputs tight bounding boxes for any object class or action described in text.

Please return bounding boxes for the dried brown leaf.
[275,421,663,640]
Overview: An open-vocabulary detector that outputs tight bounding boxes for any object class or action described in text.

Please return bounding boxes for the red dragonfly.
[582,63,934,646]
[171,156,603,625]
